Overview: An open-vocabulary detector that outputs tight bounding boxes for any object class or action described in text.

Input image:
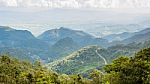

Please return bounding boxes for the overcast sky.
[1,0,150,8]
[0,0,150,37]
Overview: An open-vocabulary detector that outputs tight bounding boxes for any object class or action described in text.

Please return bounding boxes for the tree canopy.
[0,47,150,84]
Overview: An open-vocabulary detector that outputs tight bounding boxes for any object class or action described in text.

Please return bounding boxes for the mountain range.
[49,40,150,75]
[38,27,109,60]
[103,27,150,42]
[0,26,49,49]
[0,25,150,74]
[38,27,108,47]
[0,26,108,62]
[0,26,51,61]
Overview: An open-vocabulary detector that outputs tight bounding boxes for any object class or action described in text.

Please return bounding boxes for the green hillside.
[48,46,108,74]
[48,37,80,60]
[48,40,150,75]
[0,47,149,84]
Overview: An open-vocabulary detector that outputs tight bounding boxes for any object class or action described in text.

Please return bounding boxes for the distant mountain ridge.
[103,28,150,43]
[0,26,50,61]
[38,27,94,45]
[0,26,108,62]
[37,27,109,61]
[0,26,150,64]
[103,32,133,42]
[0,25,150,75]
[123,32,150,44]
[0,26,49,49]
[135,28,150,35]
[38,27,108,47]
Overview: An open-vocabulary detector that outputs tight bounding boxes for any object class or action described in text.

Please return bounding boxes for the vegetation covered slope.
[0,26,50,62]
[49,40,150,75]
[0,26,49,49]
[0,55,92,84]
[48,46,108,74]
[107,40,150,60]
[0,47,149,84]
[38,27,108,47]
[104,47,150,84]
[38,27,94,45]
[0,26,150,64]
[48,37,80,60]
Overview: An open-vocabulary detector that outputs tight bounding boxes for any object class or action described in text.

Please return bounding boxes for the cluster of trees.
[104,47,150,84]
[0,55,92,84]
[0,47,150,84]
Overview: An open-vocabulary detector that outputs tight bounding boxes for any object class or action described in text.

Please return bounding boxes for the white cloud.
[0,0,150,8]
[0,0,17,6]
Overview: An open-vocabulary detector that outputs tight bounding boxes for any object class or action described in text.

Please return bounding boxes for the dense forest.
[0,47,149,84]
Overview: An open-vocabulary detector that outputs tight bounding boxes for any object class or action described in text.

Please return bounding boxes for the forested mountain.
[107,40,150,59]
[49,46,107,74]
[0,26,51,61]
[38,27,93,45]
[48,30,150,74]
[0,26,108,62]
[0,26,49,49]
[48,40,150,75]
[38,27,108,47]
[0,26,150,67]
[48,37,80,60]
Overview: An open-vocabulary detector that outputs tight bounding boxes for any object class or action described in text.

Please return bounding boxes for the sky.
[0,0,150,37]
[1,0,150,8]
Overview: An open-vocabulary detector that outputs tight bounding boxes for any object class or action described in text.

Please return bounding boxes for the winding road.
[95,49,108,65]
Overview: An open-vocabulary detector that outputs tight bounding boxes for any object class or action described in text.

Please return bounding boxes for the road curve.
[95,50,108,65]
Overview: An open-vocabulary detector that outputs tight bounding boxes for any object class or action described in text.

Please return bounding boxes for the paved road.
[95,50,108,65]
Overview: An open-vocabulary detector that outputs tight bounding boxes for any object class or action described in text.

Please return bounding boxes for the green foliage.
[50,46,107,74]
[49,40,150,75]
[90,69,104,84]
[104,47,150,84]
[0,55,91,84]
[0,55,58,84]
[0,47,149,84]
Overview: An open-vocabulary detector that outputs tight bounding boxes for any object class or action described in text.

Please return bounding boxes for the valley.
[0,26,150,75]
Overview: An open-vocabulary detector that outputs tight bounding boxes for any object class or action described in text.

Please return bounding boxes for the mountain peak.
[0,26,15,31]
[38,27,95,45]
[59,27,70,30]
